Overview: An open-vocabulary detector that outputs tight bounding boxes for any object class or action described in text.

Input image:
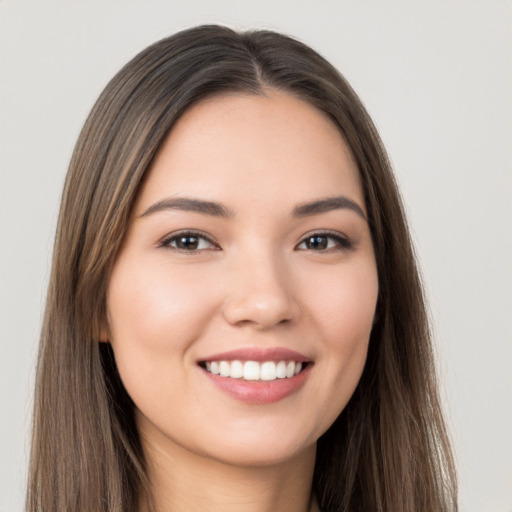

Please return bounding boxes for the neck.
[138,423,317,512]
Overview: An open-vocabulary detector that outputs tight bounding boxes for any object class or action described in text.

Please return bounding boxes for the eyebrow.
[139,195,366,220]
[139,197,233,218]
[293,196,367,220]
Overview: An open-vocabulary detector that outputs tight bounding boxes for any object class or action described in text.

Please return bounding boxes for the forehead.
[135,91,363,214]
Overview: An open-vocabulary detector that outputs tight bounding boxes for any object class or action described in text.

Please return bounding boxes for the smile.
[203,360,303,381]
[198,348,312,403]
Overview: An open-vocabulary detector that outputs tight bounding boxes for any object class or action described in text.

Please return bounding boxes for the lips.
[198,348,313,404]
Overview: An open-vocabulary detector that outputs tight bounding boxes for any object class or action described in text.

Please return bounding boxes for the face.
[106,91,378,468]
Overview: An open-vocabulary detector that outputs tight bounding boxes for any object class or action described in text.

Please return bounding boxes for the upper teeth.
[205,360,303,381]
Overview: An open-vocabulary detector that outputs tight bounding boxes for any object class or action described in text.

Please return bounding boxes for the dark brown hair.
[27,25,457,512]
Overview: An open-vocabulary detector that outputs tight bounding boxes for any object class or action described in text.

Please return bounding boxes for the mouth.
[198,359,309,381]
[196,348,313,404]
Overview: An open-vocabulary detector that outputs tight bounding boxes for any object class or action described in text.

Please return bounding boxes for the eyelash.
[159,230,354,253]
[160,230,219,252]
[296,230,354,252]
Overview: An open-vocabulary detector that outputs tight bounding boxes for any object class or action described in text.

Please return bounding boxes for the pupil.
[308,236,327,250]
[178,236,199,250]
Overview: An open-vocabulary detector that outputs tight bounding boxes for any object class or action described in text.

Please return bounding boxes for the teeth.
[260,361,276,381]
[276,361,287,378]
[230,360,244,379]
[219,361,230,377]
[203,360,305,381]
[243,361,260,381]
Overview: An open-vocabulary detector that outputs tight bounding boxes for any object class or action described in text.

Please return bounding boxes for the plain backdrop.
[1,1,511,511]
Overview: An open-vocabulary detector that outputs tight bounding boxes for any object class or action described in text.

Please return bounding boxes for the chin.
[201,435,317,469]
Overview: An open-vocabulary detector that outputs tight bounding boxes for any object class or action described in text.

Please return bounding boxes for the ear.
[98,327,109,343]
[97,315,110,343]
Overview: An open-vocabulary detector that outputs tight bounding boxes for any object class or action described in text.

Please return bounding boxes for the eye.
[160,231,219,252]
[296,232,353,252]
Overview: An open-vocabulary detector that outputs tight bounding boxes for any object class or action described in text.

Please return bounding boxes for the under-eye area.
[198,360,312,381]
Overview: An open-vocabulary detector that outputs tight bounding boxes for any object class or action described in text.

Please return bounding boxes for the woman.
[27,25,457,512]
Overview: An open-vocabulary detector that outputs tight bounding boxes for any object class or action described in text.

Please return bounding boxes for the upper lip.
[198,347,312,363]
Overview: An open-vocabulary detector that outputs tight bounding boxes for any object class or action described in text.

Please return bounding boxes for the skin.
[105,90,379,512]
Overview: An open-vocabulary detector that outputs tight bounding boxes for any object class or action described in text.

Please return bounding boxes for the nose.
[222,251,299,330]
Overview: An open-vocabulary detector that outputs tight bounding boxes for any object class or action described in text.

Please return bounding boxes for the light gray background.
[1,1,511,511]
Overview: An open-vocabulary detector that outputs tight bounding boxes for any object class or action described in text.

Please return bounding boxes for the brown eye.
[175,235,200,250]
[305,235,329,250]
[162,231,218,251]
[296,232,353,252]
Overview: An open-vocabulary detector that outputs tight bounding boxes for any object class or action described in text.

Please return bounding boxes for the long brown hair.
[27,25,457,512]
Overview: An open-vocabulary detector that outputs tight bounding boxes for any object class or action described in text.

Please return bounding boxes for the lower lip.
[200,365,311,404]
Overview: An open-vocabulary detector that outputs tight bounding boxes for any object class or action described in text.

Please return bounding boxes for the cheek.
[309,259,378,344]
[303,259,378,411]
[107,258,218,351]
[105,258,219,415]
[105,259,220,404]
